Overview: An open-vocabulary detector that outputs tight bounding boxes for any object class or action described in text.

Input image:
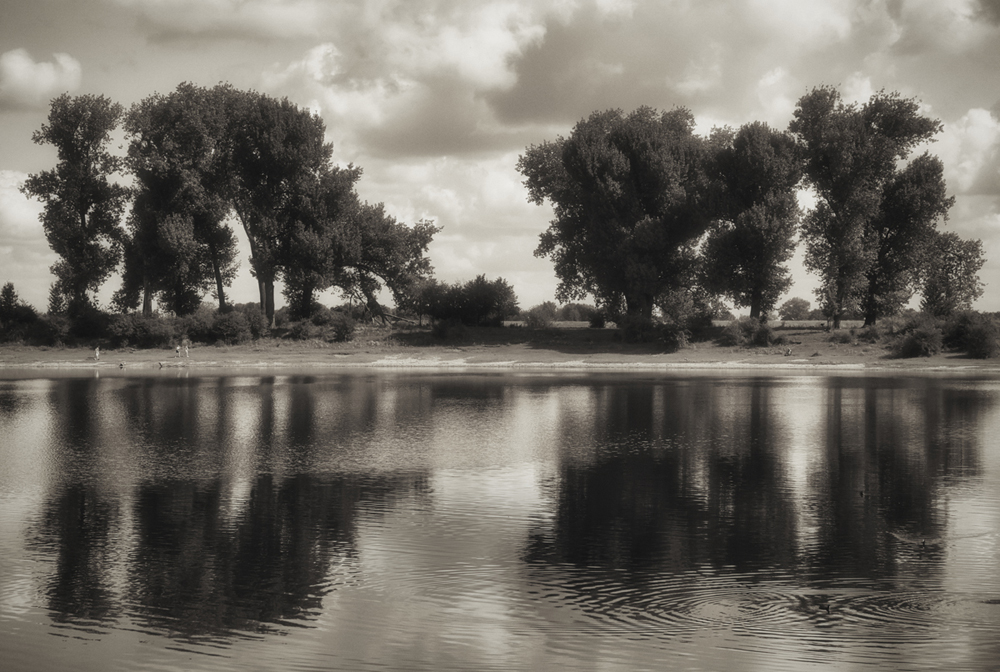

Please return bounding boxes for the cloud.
[0,171,55,310]
[0,49,81,111]
[937,107,1000,196]
[111,0,331,40]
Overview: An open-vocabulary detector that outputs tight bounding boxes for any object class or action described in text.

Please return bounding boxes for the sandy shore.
[3,329,998,377]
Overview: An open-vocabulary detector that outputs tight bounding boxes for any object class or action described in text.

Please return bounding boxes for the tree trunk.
[264,278,275,328]
[142,271,152,318]
[208,240,227,312]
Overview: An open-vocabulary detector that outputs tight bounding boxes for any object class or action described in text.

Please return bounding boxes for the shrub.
[589,312,606,329]
[327,311,355,342]
[26,314,70,346]
[432,318,469,341]
[894,317,943,358]
[107,314,176,348]
[718,317,780,347]
[656,320,690,352]
[212,310,251,344]
[235,304,269,339]
[287,320,323,340]
[177,307,215,343]
[944,311,1000,358]
[828,330,855,344]
[525,304,555,329]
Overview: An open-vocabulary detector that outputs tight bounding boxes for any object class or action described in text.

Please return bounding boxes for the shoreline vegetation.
[4,321,999,376]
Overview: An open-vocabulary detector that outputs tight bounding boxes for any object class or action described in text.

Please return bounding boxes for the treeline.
[519,86,986,334]
[19,83,440,334]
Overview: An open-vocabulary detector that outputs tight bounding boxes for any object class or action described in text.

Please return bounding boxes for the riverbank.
[2,324,997,376]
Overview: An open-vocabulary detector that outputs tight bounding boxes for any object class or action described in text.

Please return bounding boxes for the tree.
[921,232,985,317]
[518,107,713,320]
[701,122,802,319]
[790,87,944,328]
[860,153,953,324]
[21,94,129,315]
[118,83,239,315]
[778,297,811,321]
[228,90,333,325]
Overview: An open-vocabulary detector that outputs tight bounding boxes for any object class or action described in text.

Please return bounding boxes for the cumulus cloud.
[0,49,81,111]
[0,171,55,310]
[112,0,330,40]
[938,107,1000,196]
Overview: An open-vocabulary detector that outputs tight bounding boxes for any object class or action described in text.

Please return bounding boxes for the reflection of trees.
[526,376,997,592]
[127,474,371,637]
[31,484,121,624]
[526,380,797,572]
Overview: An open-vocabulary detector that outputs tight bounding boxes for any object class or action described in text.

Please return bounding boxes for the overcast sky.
[1,0,999,313]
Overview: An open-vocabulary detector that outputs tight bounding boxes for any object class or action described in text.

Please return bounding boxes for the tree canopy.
[518,106,713,320]
[21,94,129,315]
[701,122,802,319]
[790,86,950,327]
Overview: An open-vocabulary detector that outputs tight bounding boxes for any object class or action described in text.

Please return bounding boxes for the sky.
[1,0,999,314]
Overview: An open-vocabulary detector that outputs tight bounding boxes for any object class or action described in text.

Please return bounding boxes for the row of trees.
[519,87,985,329]
[21,84,439,327]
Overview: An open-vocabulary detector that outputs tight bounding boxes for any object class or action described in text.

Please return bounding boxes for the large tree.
[518,107,713,320]
[118,83,239,315]
[701,122,802,319]
[860,153,953,324]
[921,231,985,317]
[789,87,947,328]
[228,90,333,325]
[21,94,129,314]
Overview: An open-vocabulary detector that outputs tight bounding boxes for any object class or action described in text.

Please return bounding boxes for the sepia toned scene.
[2,1,1000,670]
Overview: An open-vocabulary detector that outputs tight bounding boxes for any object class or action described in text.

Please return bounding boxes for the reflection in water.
[1,372,1000,671]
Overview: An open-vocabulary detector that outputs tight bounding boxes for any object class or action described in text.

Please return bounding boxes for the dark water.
[1,370,999,671]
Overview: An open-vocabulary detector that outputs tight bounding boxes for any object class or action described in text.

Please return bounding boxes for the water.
[1,370,999,671]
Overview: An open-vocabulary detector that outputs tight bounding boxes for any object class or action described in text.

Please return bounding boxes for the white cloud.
[112,0,329,39]
[938,108,1000,195]
[0,49,81,111]
[0,171,55,310]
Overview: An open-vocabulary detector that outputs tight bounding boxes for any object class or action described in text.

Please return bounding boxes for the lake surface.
[1,370,999,671]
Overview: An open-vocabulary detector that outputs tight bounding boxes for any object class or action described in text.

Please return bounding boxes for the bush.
[177,307,215,343]
[327,311,355,342]
[211,311,252,345]
[232,303,269,339]
[828,330,855,344]
[432,318,470,341]
[106,314,176,348]
[589,312,606,329]
[894,316,943,358]
[525,304,555,329]
[287,320,323,340]
[26,314,70,346]
[718,317,780,347]
[943,311,1000,358]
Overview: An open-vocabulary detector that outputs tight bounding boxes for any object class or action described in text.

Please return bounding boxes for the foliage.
[701,122,802,319]
[119,83,239,315]
[893,315,943,358]
[942,311,1000,358]
[921,232,985,317]
[0,283,39,340]
[519,106,714,319]
[556,302,598,322]
[106,314,177,348]
[779,297,811,321]
[423,275,520,327]
[524,302,558,328]
[657,287,720,340]
[790,86,948,328]
[211,310,252,345]
[718,317,780,347]
[21,94,129,314]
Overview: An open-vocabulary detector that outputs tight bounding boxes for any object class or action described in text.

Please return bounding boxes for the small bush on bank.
[212,310,252,345]
[525,304,555,329]
[107,314,177,348]
[432,318,470,341]
[893,315,943,358]
[718,317,781,347]
[828,330,855,344]
[943,311,1000,358]
[589,312,606,329]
